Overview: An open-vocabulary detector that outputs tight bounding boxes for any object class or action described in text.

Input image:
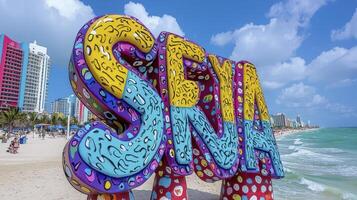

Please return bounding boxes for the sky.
[0,0,356,127]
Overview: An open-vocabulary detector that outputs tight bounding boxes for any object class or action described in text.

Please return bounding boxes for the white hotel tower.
[22,41,51,113]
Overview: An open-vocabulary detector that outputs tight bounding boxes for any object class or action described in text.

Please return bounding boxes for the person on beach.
[7,136,20,154]
[41,129,45,140]
[1,133,7,143]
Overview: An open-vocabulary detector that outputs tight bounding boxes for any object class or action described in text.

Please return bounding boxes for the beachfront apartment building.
[0,34,51,112]
[271,113,314,128]
[271,113,288,127]
[0,34,25,110]
[51,95,94,124]
[22,41,51,113]
[74,97,92,124]
[51,98,70,116]
[51,95,76,117]
[296,115,302,127]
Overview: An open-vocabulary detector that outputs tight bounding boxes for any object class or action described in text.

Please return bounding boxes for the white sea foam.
[299,178,326,192]
[294,138,303,145]
[286,148,322,157]
[284,167,293,173]
[342,192,357,200]
[288,145,297,150]
[283,147,339,163]
[334,165,357,177]
[319,148,344,153]
[298,178,357,200]
[277,128,357,200]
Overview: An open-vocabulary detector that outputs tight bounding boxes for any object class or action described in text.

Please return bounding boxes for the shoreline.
[0,128,318,199]
[273,127,319,138]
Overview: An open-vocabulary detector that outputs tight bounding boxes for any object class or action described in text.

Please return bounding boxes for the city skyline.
[0,0,356,127]
[271,113,319,129]
[0,34,50,112]
[50,94,94,125]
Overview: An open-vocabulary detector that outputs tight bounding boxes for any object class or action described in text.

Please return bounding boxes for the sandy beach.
[0,128,312,200]
[273,128,318,138]
[0,135,221,200]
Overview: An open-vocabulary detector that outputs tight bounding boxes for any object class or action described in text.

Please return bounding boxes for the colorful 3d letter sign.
[63,14,284,200]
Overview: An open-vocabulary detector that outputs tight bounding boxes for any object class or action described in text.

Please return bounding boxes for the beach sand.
[0,136,221,200]
[273,128,318,138]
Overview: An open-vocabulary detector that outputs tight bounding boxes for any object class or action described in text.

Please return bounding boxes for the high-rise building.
[0,34,24,110]
[270,116,275,127]
[74,97,91,124]
[286,118,299,128]
[0,34,51,112]
[296,115,302,127]
[51,98,69,116]
[271,113,287,127]
[22,41,51,113]
[51,95,75,116]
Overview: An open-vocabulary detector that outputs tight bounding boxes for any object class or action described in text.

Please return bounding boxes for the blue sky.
[0,0,356,127]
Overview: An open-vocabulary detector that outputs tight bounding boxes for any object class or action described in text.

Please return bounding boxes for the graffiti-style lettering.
[63,14,284,200]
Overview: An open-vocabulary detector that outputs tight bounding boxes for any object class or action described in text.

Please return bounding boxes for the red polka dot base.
[220,172,273,200]
[151,172,188,200]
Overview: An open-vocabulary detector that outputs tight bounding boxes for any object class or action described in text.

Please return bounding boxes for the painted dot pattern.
[151,161,188,200]
[64,13,284,200]
[220,158,274,200]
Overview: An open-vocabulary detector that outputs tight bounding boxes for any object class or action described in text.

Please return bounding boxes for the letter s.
[63,15,166,194]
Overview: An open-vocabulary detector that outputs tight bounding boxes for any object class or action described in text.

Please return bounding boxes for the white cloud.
[45,0,93,20]
[0,0,95,66]
[124,2,184,37]
[276,83,327,107]
[268,0,327,27]
[210,0,327,67]
[261,57,307,89]
[308,46,357,83]
[325,103,356,116]
[260,45,357,90]
[210,1,357,92]
[277,82,357,117]
[211,31,234,46]
[331,8,357,40]
[326,78,357,88]
[262,81,285,90]
[223,19,302,66]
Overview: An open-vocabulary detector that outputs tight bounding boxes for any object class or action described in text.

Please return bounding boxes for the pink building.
[0,34,24,110]
[74,96,94,124]
[75,97,87,124]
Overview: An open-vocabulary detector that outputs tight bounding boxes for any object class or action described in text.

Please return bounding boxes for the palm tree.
[59,116,67,127]
[38,114,50,124]
[27,112,39,130]
[0,107,24,138]
[15,112,27,129]
[51,113,59,125]
[71,117,78,125]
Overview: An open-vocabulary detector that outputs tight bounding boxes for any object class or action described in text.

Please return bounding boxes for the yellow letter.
[84,15,155,99]
[208,55,234,123]
[166,34,205,107]
[243,62,269,121]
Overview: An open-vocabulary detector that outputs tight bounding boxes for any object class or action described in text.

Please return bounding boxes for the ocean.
[273,128,357,200]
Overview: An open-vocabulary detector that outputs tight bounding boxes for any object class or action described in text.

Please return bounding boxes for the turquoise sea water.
[273,128,357,200]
